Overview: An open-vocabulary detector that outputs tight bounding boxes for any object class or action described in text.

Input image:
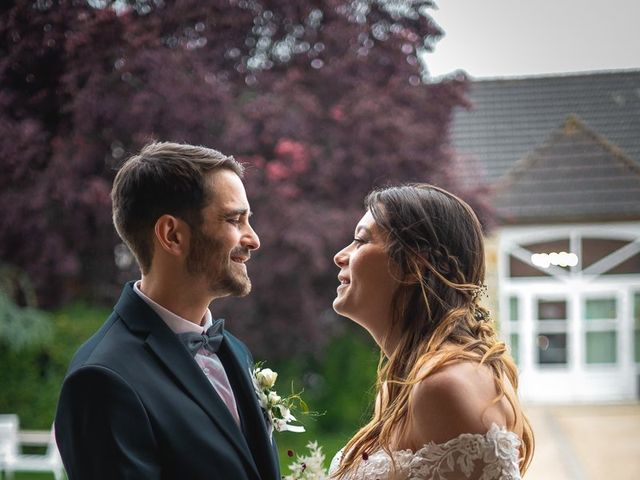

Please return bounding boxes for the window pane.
[538,300,567,320]
[509,255,552,278]
[581,238,629,269]
[510,334,519,365]
[523,239,571,255]
[585,298,617,320]
[586,331,617,364]
[635,294,640,363]
[603,252,640,275]
[509,297,519,323]
[537,333,567,365]
[521,238,573,273]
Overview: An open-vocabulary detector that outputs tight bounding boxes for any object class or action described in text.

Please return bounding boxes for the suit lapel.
[219,337,280,480]
[114,284,261,480]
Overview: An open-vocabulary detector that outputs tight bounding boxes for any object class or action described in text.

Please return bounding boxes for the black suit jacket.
[55,282,280,480]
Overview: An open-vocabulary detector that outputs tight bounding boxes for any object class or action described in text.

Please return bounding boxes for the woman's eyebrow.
[355,225,372,236]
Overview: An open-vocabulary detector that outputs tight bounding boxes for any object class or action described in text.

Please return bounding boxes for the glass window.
[538,300,567,320]
[509,296,519,322]
[635,293,640,364]
[524,239,571,255]
[585,298,617,320]
[537,333,567,364]
[581,238,629,269]
[586,331,617,364]
[509,255,552,278]
[536,298,568,366]
[604,252,640,275]
[509,334,519,365]
[583,296,617,366]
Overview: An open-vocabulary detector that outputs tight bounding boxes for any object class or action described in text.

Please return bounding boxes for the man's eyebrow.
[222,207,251,217]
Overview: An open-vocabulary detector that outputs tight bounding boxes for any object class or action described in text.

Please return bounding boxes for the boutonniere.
[251,363,306,433]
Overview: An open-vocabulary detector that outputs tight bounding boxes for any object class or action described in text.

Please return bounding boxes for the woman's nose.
[334,245,350,268]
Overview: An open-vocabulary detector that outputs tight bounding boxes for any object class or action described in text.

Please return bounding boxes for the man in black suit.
[55,142,279,479]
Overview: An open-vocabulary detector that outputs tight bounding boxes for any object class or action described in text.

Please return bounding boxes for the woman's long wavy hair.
[333,184,534,477]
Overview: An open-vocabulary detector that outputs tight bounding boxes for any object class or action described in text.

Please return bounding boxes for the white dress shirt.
[133,281,240,425]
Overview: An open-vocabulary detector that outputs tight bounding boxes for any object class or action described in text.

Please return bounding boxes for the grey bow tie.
[177,318,225,356]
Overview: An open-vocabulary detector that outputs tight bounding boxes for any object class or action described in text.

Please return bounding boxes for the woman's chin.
[332,297,349,316]
[332,297,342,313]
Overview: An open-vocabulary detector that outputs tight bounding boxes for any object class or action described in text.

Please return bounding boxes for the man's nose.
[243,223,260,251]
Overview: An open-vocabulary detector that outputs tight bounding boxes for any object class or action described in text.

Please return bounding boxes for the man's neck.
[139,274,212,326]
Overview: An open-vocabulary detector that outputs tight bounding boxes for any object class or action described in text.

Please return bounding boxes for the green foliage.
[272,325,380,469]
[0,290,52,351]
[0,266,53,350]
[0,303,107,429]
[9,474,53,479]
[0,302,382,474]
[1,0,479,358]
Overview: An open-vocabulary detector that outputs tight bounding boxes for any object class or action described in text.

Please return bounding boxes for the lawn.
[9,475,54,480]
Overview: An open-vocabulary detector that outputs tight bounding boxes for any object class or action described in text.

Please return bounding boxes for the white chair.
[1,419,65,480]
[0,414,19,479]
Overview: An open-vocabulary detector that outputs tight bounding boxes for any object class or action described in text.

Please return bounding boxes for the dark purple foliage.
[0,0,487,357]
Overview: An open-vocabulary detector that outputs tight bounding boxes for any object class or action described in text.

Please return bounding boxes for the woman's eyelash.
[353,237,366,245]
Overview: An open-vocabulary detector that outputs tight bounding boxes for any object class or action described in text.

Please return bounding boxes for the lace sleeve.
[409,424,521,480]
[329,448,343,476]
[329,424,521,480]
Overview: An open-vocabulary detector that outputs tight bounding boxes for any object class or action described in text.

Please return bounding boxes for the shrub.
[272,324,380,465]
[0,303,107,428]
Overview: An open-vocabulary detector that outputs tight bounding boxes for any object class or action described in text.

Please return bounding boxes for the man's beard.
[186,226,252,297]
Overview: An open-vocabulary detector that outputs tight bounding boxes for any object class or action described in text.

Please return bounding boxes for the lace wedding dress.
[329,424,521,480]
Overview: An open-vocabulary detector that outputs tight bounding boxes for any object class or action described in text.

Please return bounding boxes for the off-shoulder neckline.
[339,423,519,459]
[403,423,519,456]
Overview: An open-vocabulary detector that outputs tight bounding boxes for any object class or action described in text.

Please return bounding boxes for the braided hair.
[333,184,534,477]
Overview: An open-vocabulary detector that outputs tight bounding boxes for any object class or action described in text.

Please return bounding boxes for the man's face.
[186,169,260,298]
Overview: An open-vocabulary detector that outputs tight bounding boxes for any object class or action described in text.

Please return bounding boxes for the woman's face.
[333,211,401,336]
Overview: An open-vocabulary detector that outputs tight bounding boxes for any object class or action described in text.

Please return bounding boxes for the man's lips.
[230,250,250,263]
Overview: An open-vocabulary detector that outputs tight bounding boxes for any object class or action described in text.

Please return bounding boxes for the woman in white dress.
[329,184,534,479]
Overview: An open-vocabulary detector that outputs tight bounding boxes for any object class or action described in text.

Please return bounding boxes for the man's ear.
[153,215,188,257]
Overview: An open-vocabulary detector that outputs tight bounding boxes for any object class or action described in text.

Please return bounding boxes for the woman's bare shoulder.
[407,361,511,448]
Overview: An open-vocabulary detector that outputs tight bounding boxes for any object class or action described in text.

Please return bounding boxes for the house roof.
[493,115,640,223]
[450,69,640,223]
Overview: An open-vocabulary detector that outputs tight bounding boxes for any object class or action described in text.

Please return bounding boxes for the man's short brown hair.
[111,141,244,273]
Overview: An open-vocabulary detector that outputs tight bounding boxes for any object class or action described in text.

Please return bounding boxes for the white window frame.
[632,289,640,366]
[533,294,571,369]
[498,222,640,377]
[506,295,521,365]
[581,291,620,368]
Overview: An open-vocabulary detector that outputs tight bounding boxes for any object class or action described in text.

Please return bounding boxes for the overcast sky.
[424,0,640,78]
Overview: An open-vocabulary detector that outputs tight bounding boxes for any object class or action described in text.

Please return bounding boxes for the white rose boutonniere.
[256,368,278,389]
[251,363,306,433]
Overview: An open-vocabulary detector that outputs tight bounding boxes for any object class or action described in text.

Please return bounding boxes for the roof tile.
[492,115,640,223]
